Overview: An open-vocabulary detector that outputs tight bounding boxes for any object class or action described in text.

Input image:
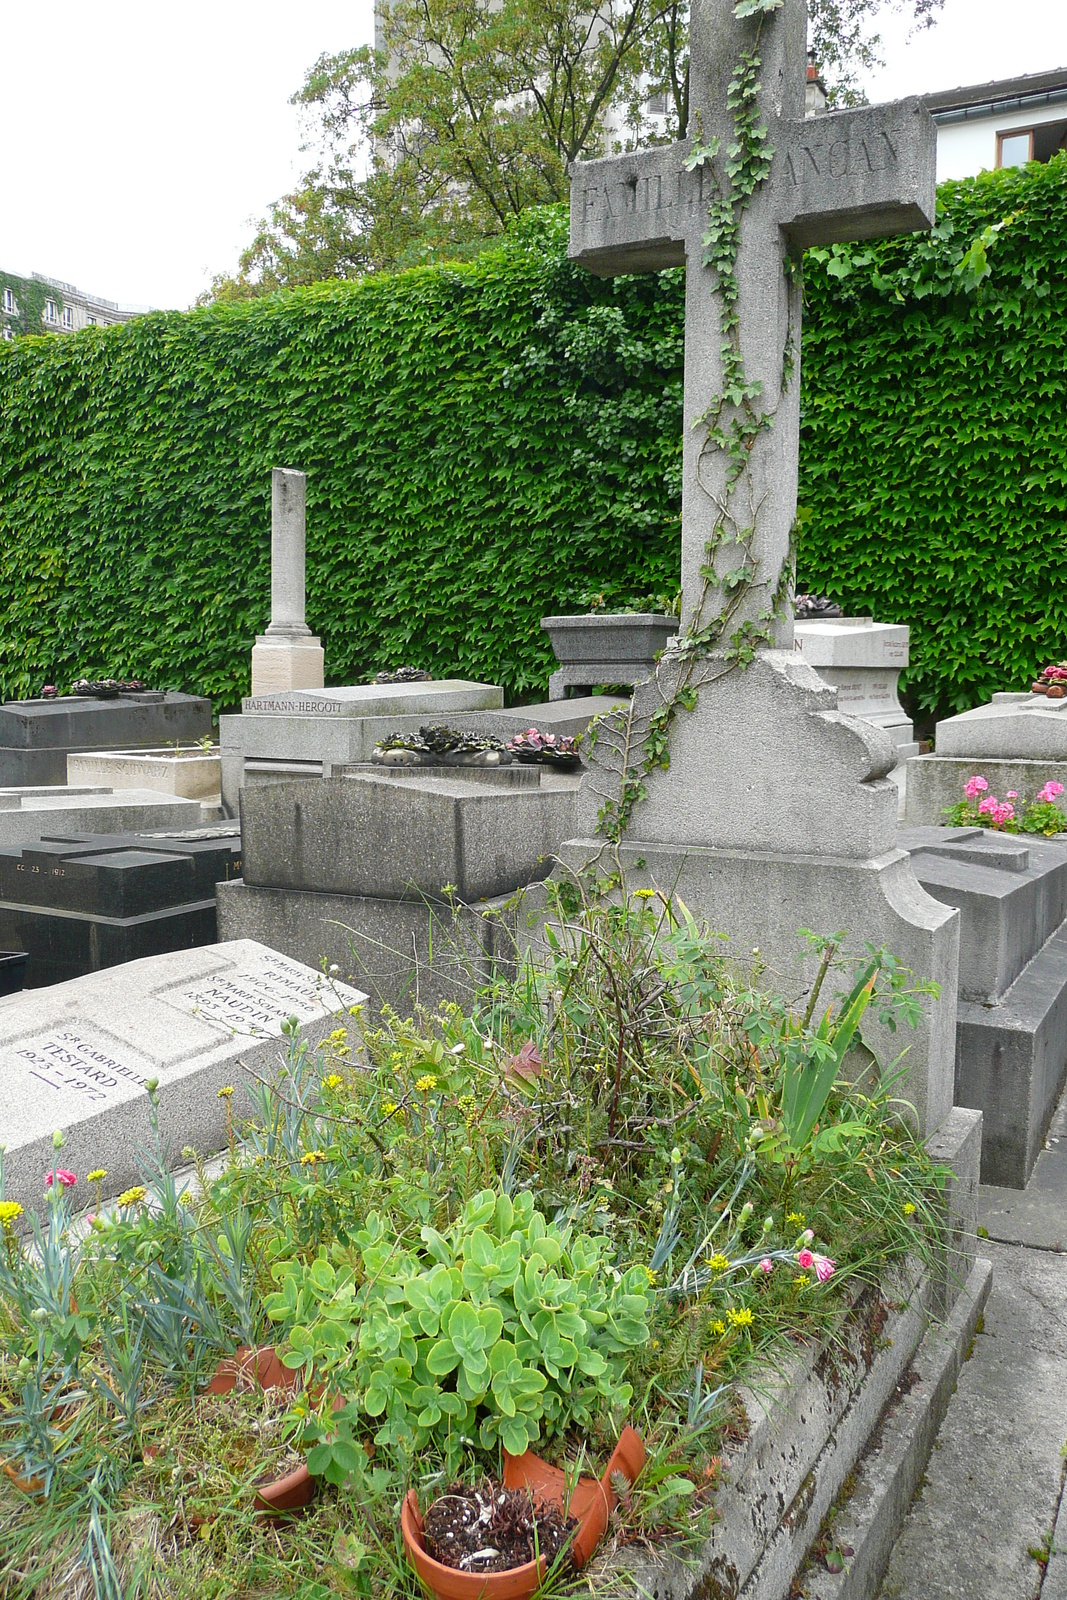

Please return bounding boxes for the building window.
[44,299,58,323]
[1,287,14,314]
[61,306,74,328]
[997,129,1033,168]
[646,90,669,116]
[87,315,98,326]
[1,326,13,341]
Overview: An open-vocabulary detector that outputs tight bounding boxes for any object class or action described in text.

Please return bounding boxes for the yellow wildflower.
[903,1202,917,1216]
[710,1319,727,1337]
[86,1169,107,1184]
[706,1253,731,1273]
[300,1150,327,1166]
[794,1273,810,1288]
[329,1027,348,1043]
[216,1086,234,1100]
[178,1191,194,1207]
[0,1200,24,1226]
[322,1074,343,1090]
[415,1074,438,1093]
[785,1212,805,1226]
[644,1266,658,1285]
[726,1307,754,1328]
[380,1100,403,1119]
[632,888,656,899]
[117,1187,147,1208]
[348,1004,363,1017]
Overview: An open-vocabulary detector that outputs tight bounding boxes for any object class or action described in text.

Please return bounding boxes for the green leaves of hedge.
[2,163,1066,719]
[798,156,1067,717]
[0,207,682,707]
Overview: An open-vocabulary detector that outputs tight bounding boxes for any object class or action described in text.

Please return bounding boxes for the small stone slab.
[0,939,365,1214]
[935,692,1067,760]
[0,786,202,848]
[240,681,503,717]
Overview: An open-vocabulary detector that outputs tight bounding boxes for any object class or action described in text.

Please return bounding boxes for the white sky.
[1,0,1065,311]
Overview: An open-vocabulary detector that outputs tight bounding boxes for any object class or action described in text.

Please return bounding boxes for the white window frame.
[61,305,74,328]
[44,298,58,323]
[1,287,14,314]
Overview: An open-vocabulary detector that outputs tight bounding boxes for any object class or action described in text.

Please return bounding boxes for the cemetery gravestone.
[0,826,242,987]
[0,939,366,1215]
[0,692,212,787]
[906,694,1067,825]
[0,786,202,847]
[560,0,960,1135]
[249,468,325,695]
[793,617,918,762]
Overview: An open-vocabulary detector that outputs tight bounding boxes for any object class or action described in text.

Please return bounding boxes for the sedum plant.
[265,1187,651,1473]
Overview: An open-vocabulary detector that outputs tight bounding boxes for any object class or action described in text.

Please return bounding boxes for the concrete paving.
[877,1093,1067,1600]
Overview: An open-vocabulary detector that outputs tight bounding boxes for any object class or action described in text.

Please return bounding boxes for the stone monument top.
[569,0,935,646]
[250,468,326,696]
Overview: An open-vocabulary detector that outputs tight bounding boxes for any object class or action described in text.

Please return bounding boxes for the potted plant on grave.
[1030,663,1067,697]
[506,728,582,770]
[372,726,513,767]
[264,1188,650,1596]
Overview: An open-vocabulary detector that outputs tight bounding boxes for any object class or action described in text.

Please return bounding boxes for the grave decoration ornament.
[1031,663,1067,697]
[373,666,434,685]
[793,594,843,620]
[70,678,148,698]
[372,726,513,767]
[507,728,582,769]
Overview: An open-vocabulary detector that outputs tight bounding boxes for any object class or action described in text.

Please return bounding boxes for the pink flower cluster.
[1037,780,1065,805]
[797,1248,836,1282]
[977,795,1015,826]
[963,775,988,800]
[45,1169,77,1188]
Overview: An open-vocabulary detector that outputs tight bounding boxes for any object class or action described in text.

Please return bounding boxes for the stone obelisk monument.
[250,468,325,696]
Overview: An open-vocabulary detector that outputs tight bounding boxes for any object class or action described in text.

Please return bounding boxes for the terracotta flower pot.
[401,1425,645,1600]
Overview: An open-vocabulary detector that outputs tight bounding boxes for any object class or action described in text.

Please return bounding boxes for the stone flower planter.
[66,745,221,801]
[541,613,680,701]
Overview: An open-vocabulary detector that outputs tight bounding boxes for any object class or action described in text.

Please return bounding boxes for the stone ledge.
[798,1256,993,1600]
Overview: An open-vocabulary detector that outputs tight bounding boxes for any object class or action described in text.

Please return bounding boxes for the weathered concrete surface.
[875,1238,1067,1600]
[979,1089,1067,1250]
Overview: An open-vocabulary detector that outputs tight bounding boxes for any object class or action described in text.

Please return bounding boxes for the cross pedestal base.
[561,650,960,1135]
[250,634,325,697]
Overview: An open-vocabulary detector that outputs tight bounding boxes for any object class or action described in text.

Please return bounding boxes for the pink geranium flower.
[45,1169,77,1188]
[964,776,989,800]
[1037,781,1065,805]
[813,1254,836,1283]
[797,1248,814,1269]
[977,795,997,815]
[759,1257,774,1274]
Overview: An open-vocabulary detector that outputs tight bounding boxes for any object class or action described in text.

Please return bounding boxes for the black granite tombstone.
[0,692,213,786]
[0,827,242,986]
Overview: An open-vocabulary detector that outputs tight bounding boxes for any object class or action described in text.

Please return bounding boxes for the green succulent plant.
[265,1188,650,1474]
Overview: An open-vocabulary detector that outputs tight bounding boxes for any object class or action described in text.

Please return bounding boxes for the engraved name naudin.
[579,127,902,227]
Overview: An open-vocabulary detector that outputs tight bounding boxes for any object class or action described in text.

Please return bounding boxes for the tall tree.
[205,0,944,300]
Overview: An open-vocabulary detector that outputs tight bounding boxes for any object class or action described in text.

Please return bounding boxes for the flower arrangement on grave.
[372,725,512,765]
[506,727,582,768]
[793,594,844,620]
[373,666,434,685]
[1031,664,1067,697]
[70,677,147,698]
[0,882,947,1594]
[943,775,1067,835]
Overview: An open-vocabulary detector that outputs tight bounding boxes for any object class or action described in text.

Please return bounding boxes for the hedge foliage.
[1,162,1065,716]
[798,156,1067,717]
[0,209,684,709]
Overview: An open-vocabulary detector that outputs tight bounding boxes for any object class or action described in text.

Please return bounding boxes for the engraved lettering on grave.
[177,955,355,1037]
[11,1028,149,1106]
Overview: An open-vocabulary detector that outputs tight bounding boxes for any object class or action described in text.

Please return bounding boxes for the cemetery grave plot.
[0,827,242,987]
[0,690,212,787]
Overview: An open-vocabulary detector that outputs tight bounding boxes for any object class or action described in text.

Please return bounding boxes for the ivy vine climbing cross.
[568,0,936,659]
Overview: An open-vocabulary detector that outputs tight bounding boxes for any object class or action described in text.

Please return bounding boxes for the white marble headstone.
[0,939,365,1214]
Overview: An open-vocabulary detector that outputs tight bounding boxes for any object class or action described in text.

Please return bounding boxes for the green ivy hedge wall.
[0,162,1064,715]
[0,210,684,709]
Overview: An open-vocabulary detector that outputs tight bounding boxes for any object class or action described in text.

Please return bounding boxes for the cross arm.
[777,98,936,250]
[568,142,697,277]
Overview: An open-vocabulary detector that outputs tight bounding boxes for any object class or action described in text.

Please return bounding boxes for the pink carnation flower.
[45,1169,77,1188]
[813,1254,836,1283]
[797,1248,815,1269]
[759,1257,774,1274]
[964,776,989,800]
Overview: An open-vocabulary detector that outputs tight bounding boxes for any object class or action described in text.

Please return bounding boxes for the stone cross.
[250,467,325,695]
[568,0,935,648]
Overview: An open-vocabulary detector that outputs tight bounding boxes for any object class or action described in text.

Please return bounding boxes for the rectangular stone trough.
[67,746,222,801]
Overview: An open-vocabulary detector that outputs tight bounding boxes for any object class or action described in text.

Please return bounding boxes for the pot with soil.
[142,1344,314,1521]
[401,1425,645,1600]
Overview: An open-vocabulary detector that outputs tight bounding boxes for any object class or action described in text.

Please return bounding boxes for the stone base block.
[216,878,518,1017]
[905,754,1067,826]
[557,837,958,1136]
[68,747,221,800]
[955,921,1067,1186]
[250,636,325,695]
[549,664,653,698]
